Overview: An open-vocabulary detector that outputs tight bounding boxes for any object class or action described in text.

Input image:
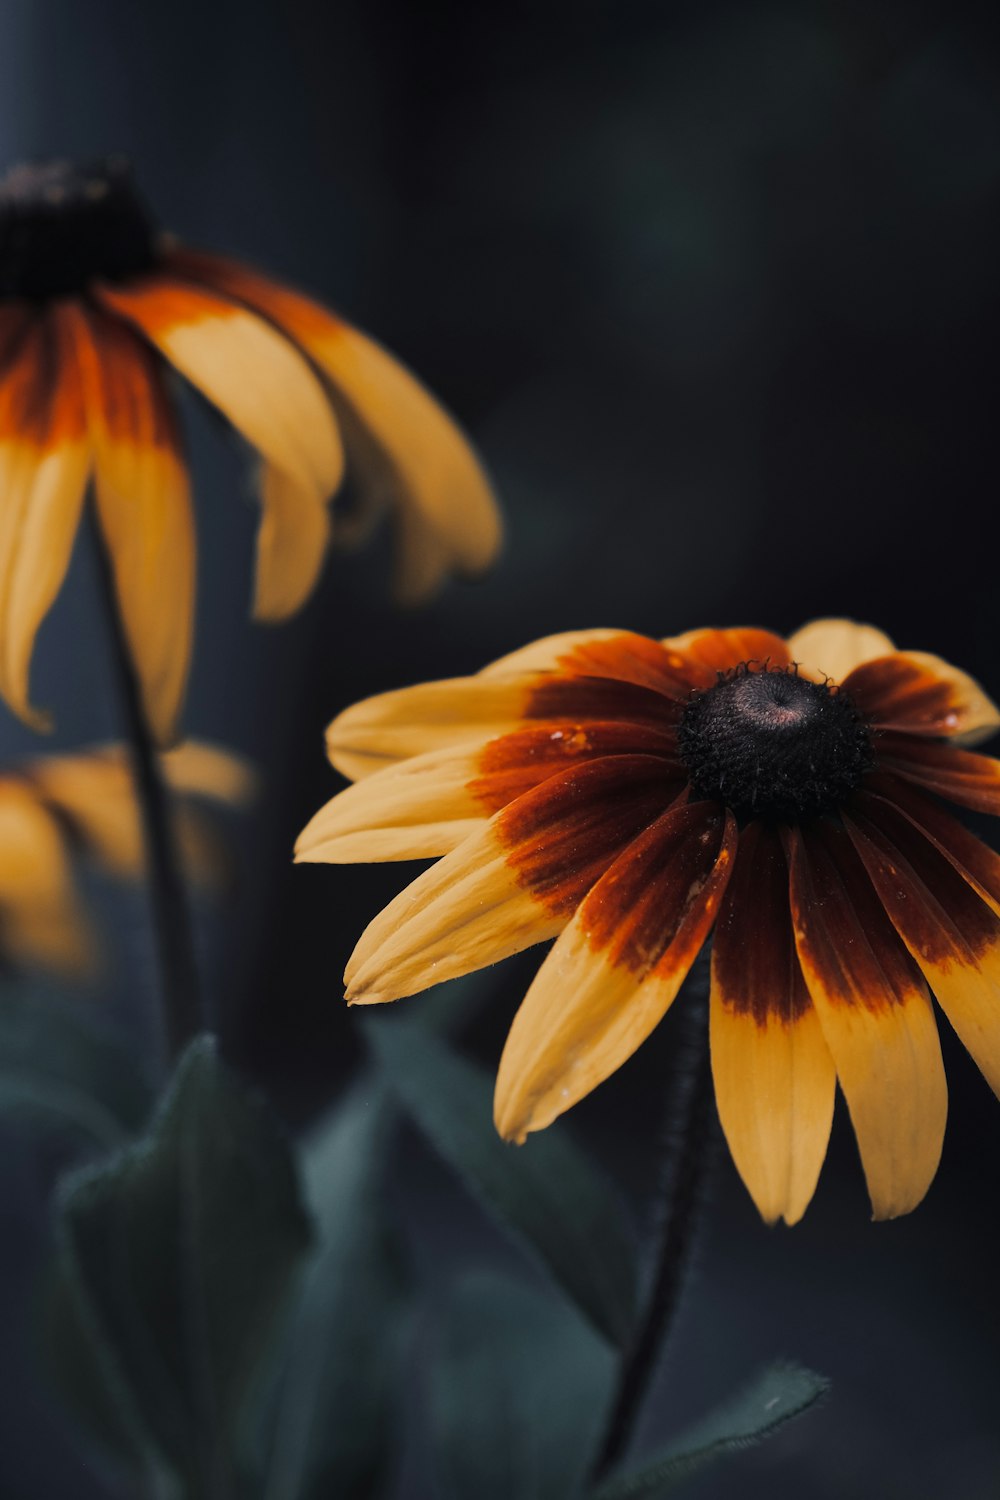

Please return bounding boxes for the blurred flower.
[298,618,1000,1224]
[0,157,501,742]
[0,740,253,975]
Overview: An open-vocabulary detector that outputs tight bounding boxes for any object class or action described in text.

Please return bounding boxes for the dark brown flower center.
[677,664,873,821]
[0,157,161,299]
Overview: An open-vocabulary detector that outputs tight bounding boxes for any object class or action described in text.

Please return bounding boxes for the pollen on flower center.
[677,664,873,821]
[0,156,160,299]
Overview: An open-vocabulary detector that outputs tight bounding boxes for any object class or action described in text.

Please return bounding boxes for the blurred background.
[3,0,1000,1494]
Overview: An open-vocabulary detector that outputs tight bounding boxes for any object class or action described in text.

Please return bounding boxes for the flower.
[0,740,254,974]
[297,618,1000,1223]
[0,156,501,742]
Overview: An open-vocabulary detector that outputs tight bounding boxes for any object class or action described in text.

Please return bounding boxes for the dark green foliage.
[46,1036,312,1499]
[366,1017,638,1346]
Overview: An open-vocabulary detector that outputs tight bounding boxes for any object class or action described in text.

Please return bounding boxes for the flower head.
[0,740,253,974]
[0,156,501,742]
[297,618,1000,1223]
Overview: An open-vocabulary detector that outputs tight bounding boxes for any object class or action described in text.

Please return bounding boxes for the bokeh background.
[3,0,1000,1494]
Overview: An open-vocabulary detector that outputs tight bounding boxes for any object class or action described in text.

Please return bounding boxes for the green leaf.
[0,985,152,1149]
[366,1018,637,1345]
[432,1272,615,1500]
[592,1362,830,1498]
[260,1083,407,1500]
[46,1035,312,1498]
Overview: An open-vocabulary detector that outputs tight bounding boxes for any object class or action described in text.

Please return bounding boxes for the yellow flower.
[0,157,501,743]
[0,740,253,974]
[298,618,1000,1224]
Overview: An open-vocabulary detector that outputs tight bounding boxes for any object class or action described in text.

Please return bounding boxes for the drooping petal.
[858,776,1000,918]
[161,247,501,599]
[874,733,1000,815]
[345,755,676,1003]
[710,821,835,1226]
[844,805,1000,1099]
[0,780,92,973]
[788,821,947,1220]
[299,720,678,864]
[326,671,680,782]
[0,309,89,729]
[96,275,343,618]
[787,618,896,684]
[843,652,1000,744]
[65,302,195,746]
[660,627,792,689]
[495,802,735,1142]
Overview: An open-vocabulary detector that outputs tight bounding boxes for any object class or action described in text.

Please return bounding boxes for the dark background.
[3,0,1000,1494]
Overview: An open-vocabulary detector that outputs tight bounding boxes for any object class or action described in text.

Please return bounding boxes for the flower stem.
[590,990,714,1484]
[89,501,202,1061]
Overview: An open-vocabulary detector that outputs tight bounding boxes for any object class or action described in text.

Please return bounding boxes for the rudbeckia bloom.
[0,156,500,742]
[297,618,1000,1223]
[0,740,252,974]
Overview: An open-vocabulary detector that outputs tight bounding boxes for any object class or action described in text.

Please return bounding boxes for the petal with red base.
[495,802,735,1142]
[844,652,1000,744]
[661,627,792,689]
[788,821,947,1220]
[874,733,1000,816]
[710,820,835,1226]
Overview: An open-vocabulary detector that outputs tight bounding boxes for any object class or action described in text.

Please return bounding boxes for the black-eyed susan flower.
[0,156,501,743]
[297,618,1000,1224]
[0,740,253,974]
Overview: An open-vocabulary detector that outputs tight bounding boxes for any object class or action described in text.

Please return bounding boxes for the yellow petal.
[788,823,947,1221]
[65,302,195,746]
[0,780,92,973]
[709,821,835,1226]
[160,742,257,805]
[98,277,343,493]
[480,629,626,678]
[296,743,486,863]
[495,803,735,1142]
[787,618,896,684]
[326,676,538,782]
[344,823,566,1004]
[252,463,332,622]
[160,249,501,594]
[0,310,89,730]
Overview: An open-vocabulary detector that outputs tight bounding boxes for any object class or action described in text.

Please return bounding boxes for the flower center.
[677,665,873,821]
[0,157,160,299]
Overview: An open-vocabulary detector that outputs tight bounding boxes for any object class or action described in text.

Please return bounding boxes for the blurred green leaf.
[366,1019,637,1345]
[46,1035,312,1498]
[0,985,152,1149]
[432,1271,614,1500]
[261,1083,407,1500]
[592,1362,830,1498]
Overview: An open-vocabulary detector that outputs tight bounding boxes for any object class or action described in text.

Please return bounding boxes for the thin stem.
[89,501,203,1060]
[590,989,714,1484]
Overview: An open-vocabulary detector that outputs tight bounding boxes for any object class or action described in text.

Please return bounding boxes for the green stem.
[89,501,202,1061]
[590,992,714,1484]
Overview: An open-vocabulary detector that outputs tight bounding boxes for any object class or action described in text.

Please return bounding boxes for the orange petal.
[495,802,735,1142]
[788,822,947,1220]
[710,821,835,1226]
[787,618,896,684]
[65,302,195,746]
[843,652,1000,744]
[163,248,501,597]
[874,733,1000,815]
[844,803,1000,1100]
[660,627,792,689]
[326,671,679,782]
[0,310,89,730]
[300,719,677,864]
[858,777,1000,918]
[481,629,628,677]
[345,755,675,1003]
[0,780,92,973]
